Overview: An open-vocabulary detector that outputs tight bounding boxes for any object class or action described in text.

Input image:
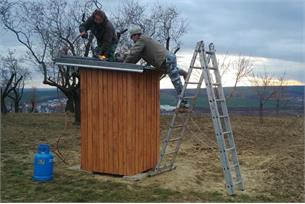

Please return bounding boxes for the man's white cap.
[129,27,142,37]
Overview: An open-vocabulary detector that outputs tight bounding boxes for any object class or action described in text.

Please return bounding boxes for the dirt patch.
[63,115,304,201]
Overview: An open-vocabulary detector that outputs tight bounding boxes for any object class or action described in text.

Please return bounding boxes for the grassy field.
[1,113,304,202]
[160,86,304,109]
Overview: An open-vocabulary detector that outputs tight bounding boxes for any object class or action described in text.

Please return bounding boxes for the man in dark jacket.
[124,28,189,110]
[79,9,117,61]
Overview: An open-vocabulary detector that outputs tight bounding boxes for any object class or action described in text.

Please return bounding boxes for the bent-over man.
[124,28,189,109]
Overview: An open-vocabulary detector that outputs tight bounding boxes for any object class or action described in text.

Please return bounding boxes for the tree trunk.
[13,92,21,113]
[30,101,35,112]
[259,97,264,123]
[65,96,75,113]
[73,85,80,124]
[1,95,8,114]
[10,103,13,112]
[62,87,80,124]
[73,95,80,125]
[14,101,19,113]
[276,99,280,115]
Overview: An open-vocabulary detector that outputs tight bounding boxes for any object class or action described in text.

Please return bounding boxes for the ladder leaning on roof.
[150,41,244,195]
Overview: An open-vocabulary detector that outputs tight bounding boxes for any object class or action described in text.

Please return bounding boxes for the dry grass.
[1,113,304,202]
[135,115,304,201]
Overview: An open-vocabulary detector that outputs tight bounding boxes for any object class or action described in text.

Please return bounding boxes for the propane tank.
[32,144,53,181]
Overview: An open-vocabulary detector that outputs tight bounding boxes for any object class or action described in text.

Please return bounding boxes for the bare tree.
[272,72,289,115]
[1,70,15,113]
[1,72,14,113]
[29,87,37,112]
[228,55,253,99]
[218,52,232,77]
[0,0,102,122]
[249,69,277,123]
[0,50,30,113]
[217,54,253,100]
[112,0,187,55]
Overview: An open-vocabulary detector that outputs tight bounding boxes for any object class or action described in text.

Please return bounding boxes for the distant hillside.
[21,88,65,104]
[160,86,304,110]
[21,86,304,110]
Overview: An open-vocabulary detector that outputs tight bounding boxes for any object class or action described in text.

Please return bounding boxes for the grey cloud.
[175,0,304,62]
[1,0,304,63]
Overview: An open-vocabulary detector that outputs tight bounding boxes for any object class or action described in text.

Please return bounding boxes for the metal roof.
[53,55,154,73]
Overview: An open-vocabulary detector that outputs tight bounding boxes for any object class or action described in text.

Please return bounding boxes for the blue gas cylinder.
[32,144,53,181]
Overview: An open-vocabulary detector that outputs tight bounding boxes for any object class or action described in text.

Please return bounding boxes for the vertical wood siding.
[80,68,160,176]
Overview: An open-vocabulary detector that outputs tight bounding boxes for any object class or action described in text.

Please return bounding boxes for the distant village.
[20,98,67,113]
[4,86,303,115]
[17,97,175,114]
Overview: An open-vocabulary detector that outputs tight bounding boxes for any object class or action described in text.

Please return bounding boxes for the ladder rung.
[163,150,177,155]
[186,82,200,85]
[170,125,184,129]
[206,51,214,54]
[208,67,217,70]
[222,131,231,135]
[212,83,221,86]
[215,98,225,102]
[234,180,243,185]
[230,163,239,169]
[219,115,229,118]
[183,96,197,99]
[169,137,182,142]
[225,146,235,151]
[191,66,202,70]
[162,137,181,143]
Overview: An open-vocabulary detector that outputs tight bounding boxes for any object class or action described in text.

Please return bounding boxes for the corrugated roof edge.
[53,55,156,73]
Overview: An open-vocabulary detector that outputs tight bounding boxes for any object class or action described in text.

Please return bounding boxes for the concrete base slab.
[122,172,151,181]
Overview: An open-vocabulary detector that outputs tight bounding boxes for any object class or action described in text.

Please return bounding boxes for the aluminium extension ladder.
[151,41,244,195]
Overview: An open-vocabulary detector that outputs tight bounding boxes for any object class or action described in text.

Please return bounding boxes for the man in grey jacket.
[79,9,117,61]
[124,28,189,109]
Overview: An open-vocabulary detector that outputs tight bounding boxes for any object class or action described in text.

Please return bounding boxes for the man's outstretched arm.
[124,38,145,64]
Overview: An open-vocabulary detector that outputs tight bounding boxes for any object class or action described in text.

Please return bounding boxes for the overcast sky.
[0,0,304,88]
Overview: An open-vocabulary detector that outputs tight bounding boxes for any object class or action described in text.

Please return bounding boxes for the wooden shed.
[55,56,160,176]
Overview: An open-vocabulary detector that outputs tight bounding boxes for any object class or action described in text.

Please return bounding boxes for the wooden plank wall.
[80,68,160,176]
